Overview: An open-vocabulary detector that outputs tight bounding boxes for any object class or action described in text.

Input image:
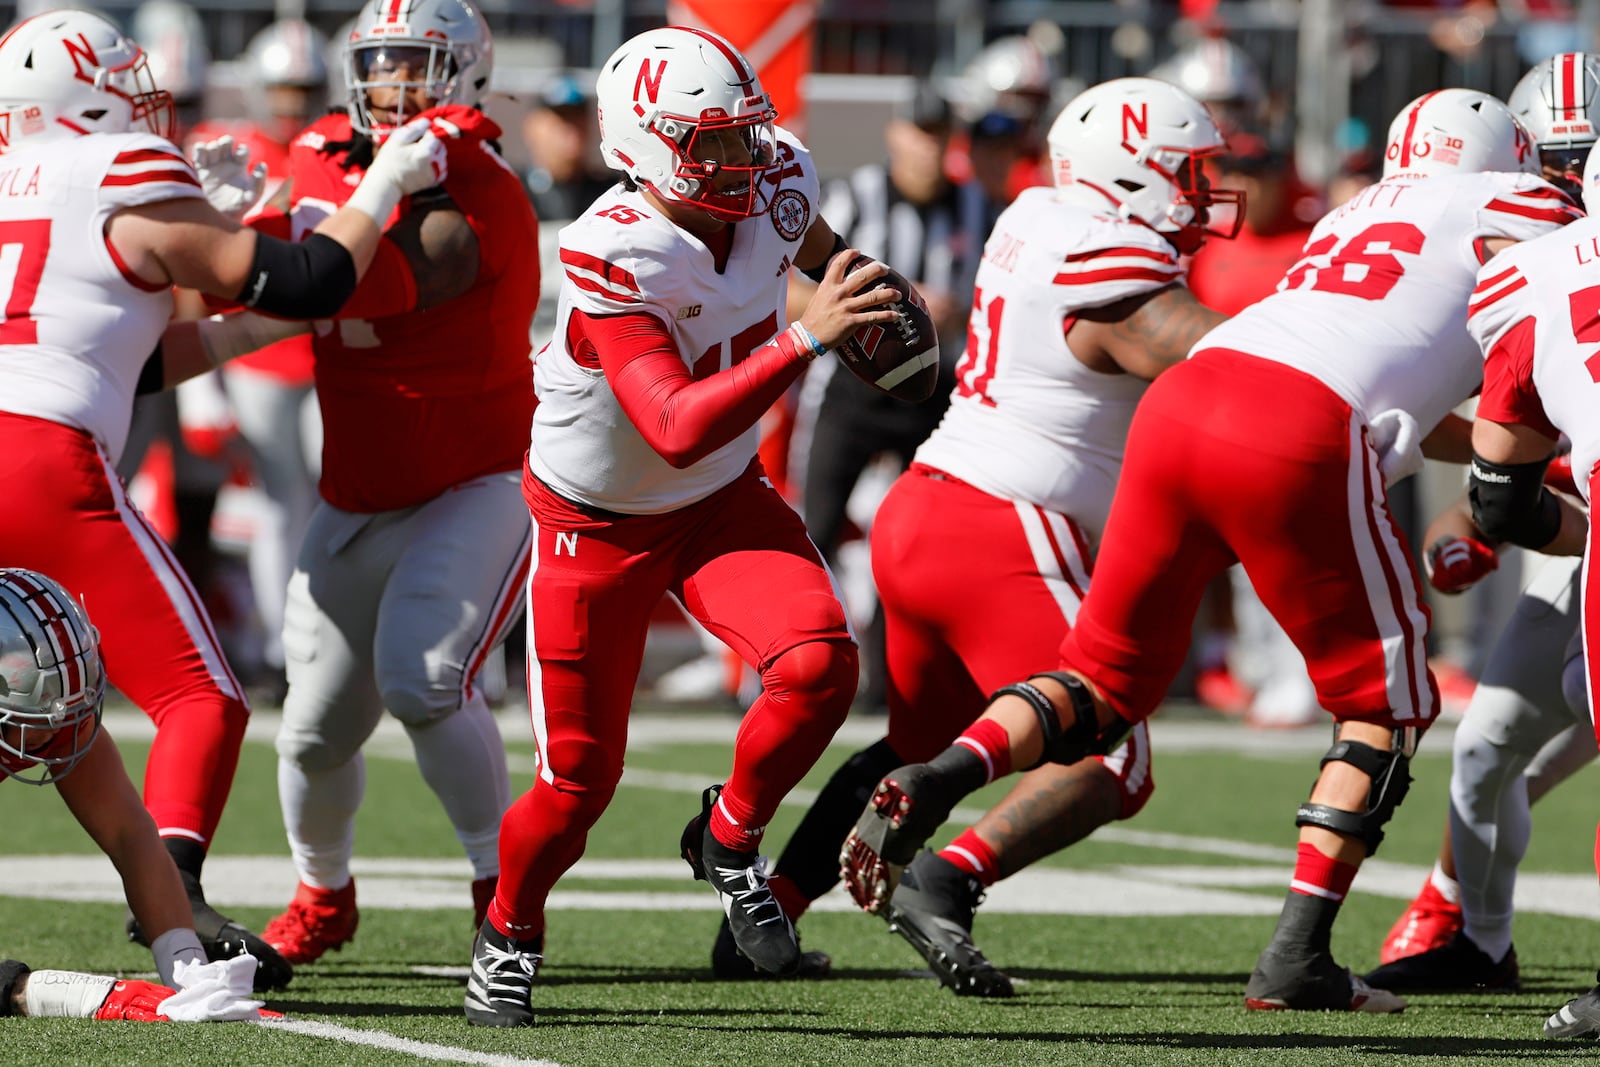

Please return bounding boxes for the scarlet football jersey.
[0,132,202,464]
[281,111,538,513]
[1200,171,1580,435]
[914,187,1183,545]
[529,126,820,514]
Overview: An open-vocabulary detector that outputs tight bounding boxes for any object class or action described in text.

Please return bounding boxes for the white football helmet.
[0,569,105,786]
[0,9,173,150]
[1382,89,1536,180]
[343,0,493,141]
[1048,77,1243,253]
[1508,52,1600,194]
[958,34,1054,123]
[595,26,781,221]
[131,0,209,106]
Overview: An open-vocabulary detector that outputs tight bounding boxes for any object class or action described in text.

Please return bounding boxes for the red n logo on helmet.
[635,59,666,106]
[62,32,102,87]
[1121,102,1149,142]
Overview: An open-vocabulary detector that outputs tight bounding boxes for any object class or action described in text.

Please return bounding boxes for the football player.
[465,26,904,1027]
[840,87,1581,1013]
[747,76,1240,996]
[0,8,447,992]
[1427,140,1600,1040]
[234,0,538,970]
[1370,51,1600,984]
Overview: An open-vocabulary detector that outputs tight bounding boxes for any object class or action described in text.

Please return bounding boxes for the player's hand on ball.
[798,248,900,350]
[1424,535,1499,594]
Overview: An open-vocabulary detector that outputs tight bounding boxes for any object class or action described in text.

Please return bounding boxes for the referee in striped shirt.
[791,82,997,711]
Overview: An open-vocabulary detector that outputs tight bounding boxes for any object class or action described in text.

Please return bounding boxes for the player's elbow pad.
[1468,453,1562,549]
[237,232,357,319]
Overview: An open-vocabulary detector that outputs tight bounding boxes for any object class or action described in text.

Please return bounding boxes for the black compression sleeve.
[238,232,357,319]
[0,960,29,1017]
[800,232,848,283]
[1469,453,1562,549]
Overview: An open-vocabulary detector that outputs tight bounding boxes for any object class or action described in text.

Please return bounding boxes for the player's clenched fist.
[1424,535,1499,594]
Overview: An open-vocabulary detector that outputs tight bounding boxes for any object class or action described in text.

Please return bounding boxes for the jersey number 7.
[0,219,51,345]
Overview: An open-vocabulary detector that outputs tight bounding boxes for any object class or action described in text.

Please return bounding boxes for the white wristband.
[342,172,403,228]
[150,927,206,990]
[22,971,117,1018]
[789,322,828,361]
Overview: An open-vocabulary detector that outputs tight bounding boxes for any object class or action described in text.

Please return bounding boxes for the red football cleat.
[1380,878,1463,964]
[263,879,359,965]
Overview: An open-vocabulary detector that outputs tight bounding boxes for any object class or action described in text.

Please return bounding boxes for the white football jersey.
[528,127,820,514]
[1197,172,1579,435]
[0,132,202,464]
[912,187,1182,544]
[1467,215,1600,503]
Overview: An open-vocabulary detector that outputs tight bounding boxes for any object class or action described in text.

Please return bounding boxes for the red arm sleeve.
[578,310,810,469]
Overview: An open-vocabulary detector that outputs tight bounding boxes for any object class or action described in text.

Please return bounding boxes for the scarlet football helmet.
[0,9,173,150]
[0,569,105,786]
[343,0,493,141]
[1048,77,1243,253]
[595,26,781,220]
[1382,89,1537,180]
[1508,52,1600,196]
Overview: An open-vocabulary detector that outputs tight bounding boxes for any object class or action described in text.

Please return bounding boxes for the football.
[833,259,940,403]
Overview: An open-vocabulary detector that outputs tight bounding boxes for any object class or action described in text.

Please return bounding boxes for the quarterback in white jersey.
[0,8,446,992]
[476,27,905,1026]
[749,78,1235,998]
[840,88,1576,1015]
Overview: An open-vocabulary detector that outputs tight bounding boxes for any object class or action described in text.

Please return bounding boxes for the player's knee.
[1293,726,1414,855]
[542,734,625,808]
[764,639,858,721]
[275,725,358,773]
[381,680,457,730]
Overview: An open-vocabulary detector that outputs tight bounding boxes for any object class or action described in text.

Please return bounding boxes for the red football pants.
[1059,350,1438,729]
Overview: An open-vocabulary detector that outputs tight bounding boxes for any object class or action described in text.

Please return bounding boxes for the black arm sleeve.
[237,232,357,319]
[135,344,165,395]
[799,231,848,283]
[0,960,29,1017]
[1468,453,1562,549]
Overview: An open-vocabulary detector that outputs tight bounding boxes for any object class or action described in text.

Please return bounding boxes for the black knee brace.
[991,671,1130,770]
[1294,730,1414,855]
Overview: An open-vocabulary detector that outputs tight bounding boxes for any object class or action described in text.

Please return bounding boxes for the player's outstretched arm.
[53,730,202,987]
[1070,284,1228,381]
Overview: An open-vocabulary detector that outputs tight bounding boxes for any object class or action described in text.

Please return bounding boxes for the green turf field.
[2,701,1597,1065]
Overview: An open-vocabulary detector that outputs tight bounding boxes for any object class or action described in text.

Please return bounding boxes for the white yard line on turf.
[267,1017,563,1067]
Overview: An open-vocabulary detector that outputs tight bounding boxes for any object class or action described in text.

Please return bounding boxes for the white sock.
[278,753,363,891]
[405,691,510,880]
[1428,861,1461,905]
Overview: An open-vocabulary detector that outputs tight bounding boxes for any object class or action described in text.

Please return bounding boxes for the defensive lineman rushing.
[839,87,1581,1012]
[465,26,906,1026]
[246,0,538,966]
[0,8,446,991]
[751,76,1240,996]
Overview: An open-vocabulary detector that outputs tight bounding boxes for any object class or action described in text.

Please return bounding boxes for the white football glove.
[192,136,268,222]
[1368,408,1424,488]
[344,118,449,226]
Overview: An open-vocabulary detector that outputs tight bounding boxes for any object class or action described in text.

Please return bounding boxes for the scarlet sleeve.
[578,310,809,469]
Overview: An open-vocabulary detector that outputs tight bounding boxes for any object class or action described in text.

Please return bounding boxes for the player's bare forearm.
[970,761,1123,879]
[1420,412,1474,463]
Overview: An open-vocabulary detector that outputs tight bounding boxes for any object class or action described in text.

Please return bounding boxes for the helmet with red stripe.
[1382,89,1537,180]
[595,26,782,220]
[1047,77,1243,255]
[246,18,331,143]
[343,0,493,141]
[0,569,105,786]
[0,9,174,151]
[1508,52,1600,198]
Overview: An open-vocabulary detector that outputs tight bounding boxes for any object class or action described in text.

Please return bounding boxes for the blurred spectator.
[520,73,614,223]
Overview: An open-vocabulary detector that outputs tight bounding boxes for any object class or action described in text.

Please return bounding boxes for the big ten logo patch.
[770,188,810,241]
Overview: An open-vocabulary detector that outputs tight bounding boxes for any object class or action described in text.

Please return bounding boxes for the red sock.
[952,718,1012,783]
[768,873,810,921]
[1289,841,1358,902]
[939,829,1001,887]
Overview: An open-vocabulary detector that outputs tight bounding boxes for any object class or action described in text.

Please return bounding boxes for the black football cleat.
[682,785,800,977]
[1363,932,1519,993]
[1546,977,1600,1039]
[887,850,1013,997]
[1245,947,1406,1013]
[464,920,541,1028]
[710,915,832,980]
[839,764,961,913]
